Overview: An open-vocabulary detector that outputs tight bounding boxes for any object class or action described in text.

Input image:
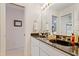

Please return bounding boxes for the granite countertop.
[33,37,79,56]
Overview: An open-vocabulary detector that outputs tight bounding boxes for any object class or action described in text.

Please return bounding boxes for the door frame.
[0,3,6,56]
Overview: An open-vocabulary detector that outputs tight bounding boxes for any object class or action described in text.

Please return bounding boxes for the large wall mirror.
[41,3,74,35]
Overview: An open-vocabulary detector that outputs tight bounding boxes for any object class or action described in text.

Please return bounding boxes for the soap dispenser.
[71,33,75,51]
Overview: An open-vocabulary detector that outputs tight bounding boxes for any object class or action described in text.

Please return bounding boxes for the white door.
[6,3,25,56]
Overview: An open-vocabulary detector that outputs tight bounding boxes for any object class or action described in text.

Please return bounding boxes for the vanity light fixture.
[41,3,54,11]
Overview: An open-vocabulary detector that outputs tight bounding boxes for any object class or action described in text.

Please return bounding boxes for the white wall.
[24,3,41,55]
[73,4,79,34]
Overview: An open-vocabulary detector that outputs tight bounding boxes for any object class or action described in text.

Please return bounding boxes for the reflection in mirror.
[52,16,57,34]
[61,13,72,36]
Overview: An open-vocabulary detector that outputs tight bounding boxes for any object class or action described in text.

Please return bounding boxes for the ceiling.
[50,3,75,10]
[12,3,76,11]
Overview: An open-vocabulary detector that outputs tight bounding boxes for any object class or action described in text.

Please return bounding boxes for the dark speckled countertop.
[32,36,79,56]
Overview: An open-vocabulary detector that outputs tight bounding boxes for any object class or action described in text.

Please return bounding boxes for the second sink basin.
[49,40,72,46]
[56,40,72,46]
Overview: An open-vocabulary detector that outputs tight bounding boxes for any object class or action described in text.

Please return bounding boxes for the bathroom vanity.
[31,37,71,56]
[31,33,79,56]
